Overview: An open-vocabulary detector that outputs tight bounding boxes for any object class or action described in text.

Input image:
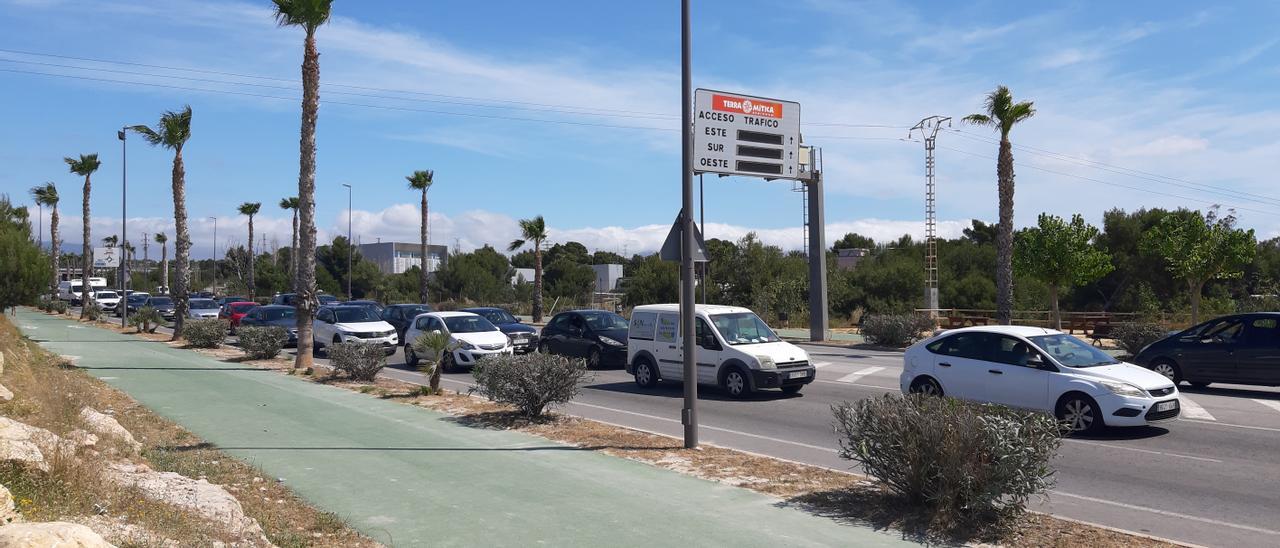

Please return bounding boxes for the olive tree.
[1014,213,1113,329]
[1141,207,1256,325]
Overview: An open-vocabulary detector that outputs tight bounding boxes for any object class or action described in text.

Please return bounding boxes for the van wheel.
[633,359,658,388]
[722,367,752,399]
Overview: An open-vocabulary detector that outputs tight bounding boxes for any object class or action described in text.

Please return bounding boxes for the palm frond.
[405,170,434,190]
[272,0,333,33]
[128,125,162,146]
[238,202,262,216]
[508,239,526,252]
[962,114,994,127]
[279,197,299,209]
[154,232,167,243]
[30,182,58,206]
[64,154,101,176]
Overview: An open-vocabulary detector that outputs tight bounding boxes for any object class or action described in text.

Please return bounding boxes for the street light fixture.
[342,183,352,299]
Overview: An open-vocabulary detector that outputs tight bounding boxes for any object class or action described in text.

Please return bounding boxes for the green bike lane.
[12,310,915,547]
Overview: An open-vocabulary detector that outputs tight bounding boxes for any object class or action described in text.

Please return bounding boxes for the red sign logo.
[712,94,782,118]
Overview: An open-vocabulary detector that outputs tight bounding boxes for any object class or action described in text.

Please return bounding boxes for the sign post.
[679,0,698,449]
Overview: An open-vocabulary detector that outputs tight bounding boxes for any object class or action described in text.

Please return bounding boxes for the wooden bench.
[1088,322,1114,346]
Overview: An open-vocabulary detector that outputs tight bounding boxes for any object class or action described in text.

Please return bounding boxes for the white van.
[626,304,816,398]
[58,278,107,303]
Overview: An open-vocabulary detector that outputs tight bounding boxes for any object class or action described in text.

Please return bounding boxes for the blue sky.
[3,0,1279,258]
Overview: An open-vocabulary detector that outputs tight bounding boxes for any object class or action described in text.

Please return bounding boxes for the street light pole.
[342,183,352,300]
[118,127,128,328]
[209,217,217,296]
[679,0,699,449]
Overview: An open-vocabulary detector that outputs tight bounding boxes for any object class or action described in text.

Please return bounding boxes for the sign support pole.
[807,168,828,341]
[680,0,699,449]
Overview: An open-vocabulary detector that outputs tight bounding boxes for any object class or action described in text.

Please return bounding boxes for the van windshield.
[710,313,780,346]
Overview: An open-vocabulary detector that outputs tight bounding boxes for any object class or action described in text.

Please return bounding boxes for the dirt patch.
[1,312,378,547]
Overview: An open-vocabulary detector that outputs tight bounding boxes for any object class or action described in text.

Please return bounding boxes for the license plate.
[1156,401,1177,412]
[788,370,808,379]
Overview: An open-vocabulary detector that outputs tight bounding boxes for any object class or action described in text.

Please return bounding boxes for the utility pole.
[679,0,698,449]
[909,116,950,317]
[210,217,217,296]
[118,127,129,328]
[342,183,352,299]
[805,147,828,342]
[142,232,149,263]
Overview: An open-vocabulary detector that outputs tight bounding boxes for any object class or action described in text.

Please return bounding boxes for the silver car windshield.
[1028,334,1119,368]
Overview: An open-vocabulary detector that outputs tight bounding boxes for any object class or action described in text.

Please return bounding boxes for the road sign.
[93,247,120,268]
[694,89,801,179]
[659,209,708,263]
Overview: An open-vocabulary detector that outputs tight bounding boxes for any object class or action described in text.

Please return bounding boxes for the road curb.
[1036,513,1206,548]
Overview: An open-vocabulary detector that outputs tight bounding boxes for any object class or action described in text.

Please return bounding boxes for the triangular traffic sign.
[660,210,708,262]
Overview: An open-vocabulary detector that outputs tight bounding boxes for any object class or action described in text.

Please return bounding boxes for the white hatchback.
[900,326,1180,434]
[402,311,512,372]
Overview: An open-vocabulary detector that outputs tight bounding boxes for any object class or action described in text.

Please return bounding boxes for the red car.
[222,301,258,333]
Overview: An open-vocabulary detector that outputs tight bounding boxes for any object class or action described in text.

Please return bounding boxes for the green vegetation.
[65,153,100,318]
[238,326,288,360]
[833,394,1061,533]
[131,106,194,338]
[1014,214,1113,329]
[0,196,49,312]
[182,318,226,348]
[1141,207,1256,324]
[405,169,435,304]
[508,216,548,322]
[470,353,589,418]
[236,201,262,300]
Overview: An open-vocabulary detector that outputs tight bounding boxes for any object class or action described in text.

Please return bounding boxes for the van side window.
[655,314,678,344]
[630,312,657,340]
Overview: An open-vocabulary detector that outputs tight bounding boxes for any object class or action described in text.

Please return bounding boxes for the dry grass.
[83,311,1178,548]
[1,312,378,548]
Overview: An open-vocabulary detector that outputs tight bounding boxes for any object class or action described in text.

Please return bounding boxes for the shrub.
[328,343,387,381]
[1111,322,1168,357]
[860,314,934,347]
[82,303,104,321]
[832,394,1062,529]
[183,318,226,348]
[470,353,589,418]
[128,306,162,333]
[238,326,287,360]
[50,300,67,314]
[410,330,452,376]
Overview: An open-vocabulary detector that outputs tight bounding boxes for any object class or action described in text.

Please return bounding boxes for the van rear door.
[654,313,682,380]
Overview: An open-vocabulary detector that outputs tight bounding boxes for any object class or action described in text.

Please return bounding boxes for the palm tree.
[130,106,193,339]
[279,196,300,292]
[273,0,333,369]
[154,232,169,292]
[30,183,59,299]
[508,216,548,322]
[405,170,434,304]
[963,85,1035,325]
[102,235,118,247]
[237,202,262,299]
[65,153,101,318]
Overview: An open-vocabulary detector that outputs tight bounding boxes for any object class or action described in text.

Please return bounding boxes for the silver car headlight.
[1100,380,1147,398]
[599,336,624,346]
[755,355,776,369]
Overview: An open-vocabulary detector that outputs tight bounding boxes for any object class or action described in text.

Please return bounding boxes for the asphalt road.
[119,315,1280,546]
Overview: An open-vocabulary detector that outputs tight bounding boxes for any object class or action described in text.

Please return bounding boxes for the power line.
[947,128,1280,207]
[937,144,1280,218]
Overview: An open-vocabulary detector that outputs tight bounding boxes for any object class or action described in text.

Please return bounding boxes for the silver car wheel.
[1153,363,1177,381]
[726,371,745,396]
[1063,399,1095,432]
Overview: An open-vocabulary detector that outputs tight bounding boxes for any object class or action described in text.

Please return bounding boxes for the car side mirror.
[1027,354,1047,368]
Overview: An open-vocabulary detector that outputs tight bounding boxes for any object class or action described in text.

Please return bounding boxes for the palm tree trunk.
[49,207,59,300]
[995,138,1016,325]
[80,174,92,318]
[533,245,543,322]
[171,148,191,339]
[420,188,429,304]
[161,244,169,292]
[291,208,298,293]
[1050,284,1061,330]
[294,30,321,370]
[247,215,255,301]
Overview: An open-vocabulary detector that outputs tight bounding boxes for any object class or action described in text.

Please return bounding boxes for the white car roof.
[424,311,480,319]
[631,303,755,315]
[940,325,1061,337]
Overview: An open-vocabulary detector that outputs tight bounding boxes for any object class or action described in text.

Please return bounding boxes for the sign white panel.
[693,89,801,179]
[93,247,120,268]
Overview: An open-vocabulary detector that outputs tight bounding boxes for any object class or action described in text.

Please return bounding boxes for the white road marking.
[1178,395,1216,421]
[812,361,832,368]
[1252,398,1280,414]
[836,366,885,383]
[1063,439,1222,464]
[1180,418,1280,433]
[1051,491,1280,537]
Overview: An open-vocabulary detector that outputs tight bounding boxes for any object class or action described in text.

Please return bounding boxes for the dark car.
[237,305,299,346]
[219,296,248,307]
[380,304,434,340]
[463,307,538,354]
[116,294,150,317]
[272,293,339,307]
[1134,313,1280,388]
[144,296,176,321]
[539,310,629,369]
[345,300,384,316]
